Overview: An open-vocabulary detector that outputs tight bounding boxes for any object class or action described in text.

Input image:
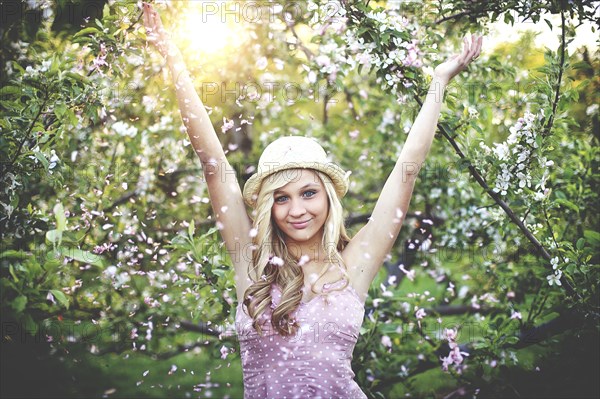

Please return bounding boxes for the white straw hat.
[243,136,349,207]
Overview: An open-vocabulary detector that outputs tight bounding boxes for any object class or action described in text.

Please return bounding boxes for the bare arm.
[344,35,483,298]
[143,3,253,298]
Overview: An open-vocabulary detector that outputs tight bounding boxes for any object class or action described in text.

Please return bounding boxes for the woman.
[142,3,482,398]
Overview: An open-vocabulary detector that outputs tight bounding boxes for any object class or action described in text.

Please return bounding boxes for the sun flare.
[173,1,246,57]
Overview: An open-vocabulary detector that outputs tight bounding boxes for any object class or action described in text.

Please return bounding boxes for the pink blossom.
[269,256,284,266]
[444,328,458,342]
[298,255,310,266]
[440,355,453,372]
[221,117,234,133]
[399,264,416,281]
[440,346,469,372]
[415,308,426,319]
[449,346,465,365]
[510,310,522,320]
[381,335,392,348]
[220,345,230,359]
[93,242,116,254]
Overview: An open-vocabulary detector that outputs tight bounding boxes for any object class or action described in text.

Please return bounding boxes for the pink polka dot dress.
[235,278,367,399]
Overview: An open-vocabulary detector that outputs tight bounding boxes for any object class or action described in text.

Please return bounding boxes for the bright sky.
[487,13,599,53]
[171,1,599,57]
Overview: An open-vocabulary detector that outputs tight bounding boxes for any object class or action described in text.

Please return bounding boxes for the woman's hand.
[433,34,483,85]
[142,2,173,58]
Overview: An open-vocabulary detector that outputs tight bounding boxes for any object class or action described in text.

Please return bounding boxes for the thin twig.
[542,205,564,262]
[435,10,472,25]
[378,311,584,388]
[542,10,566,137]
[9,90,49,168]
[415,96,578,299]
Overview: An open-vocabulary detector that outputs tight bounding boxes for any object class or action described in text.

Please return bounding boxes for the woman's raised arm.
[343,35,483,298]
[143,3,253,298]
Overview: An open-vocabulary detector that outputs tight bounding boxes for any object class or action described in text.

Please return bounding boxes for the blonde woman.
[143,3,482,398]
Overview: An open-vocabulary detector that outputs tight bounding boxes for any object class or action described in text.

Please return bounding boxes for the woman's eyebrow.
[274,183,320,195]
[300,183,320,190]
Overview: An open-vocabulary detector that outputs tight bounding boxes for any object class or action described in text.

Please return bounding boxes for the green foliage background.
[1,0,598,398]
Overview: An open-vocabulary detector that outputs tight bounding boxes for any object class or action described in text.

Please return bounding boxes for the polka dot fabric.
[235,278,367,399]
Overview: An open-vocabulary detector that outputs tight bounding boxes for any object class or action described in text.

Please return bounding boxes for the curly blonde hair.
[243,169,350,336]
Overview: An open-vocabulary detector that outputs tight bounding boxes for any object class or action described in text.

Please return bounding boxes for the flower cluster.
[440,328,469,372]
[547,256,567,287]
[302,2,423,92]
[112,121,138,138]
[479,112,550,199]
[342,10,423,91]
[28,146,61,174]
[23,59,52,78]
[309,39,348,84]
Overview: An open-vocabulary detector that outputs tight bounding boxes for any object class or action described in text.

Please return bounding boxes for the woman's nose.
[288,200,306,217]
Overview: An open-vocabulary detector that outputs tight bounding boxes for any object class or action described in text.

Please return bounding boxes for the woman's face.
[271,169,329,247]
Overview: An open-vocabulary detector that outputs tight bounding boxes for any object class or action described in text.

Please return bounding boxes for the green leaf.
[181,272,202,280]
[54,202,66,232]
[555,199,579,213]
[212,268,226,278]
[60,247,105,267]
[33,150,49,169]
[9,264,19,282]
[46,229,62,245]
[0,250,29,260]
[201,227,219,239]
[23,313,38,335]
[576,238,585,250]
[54,102,67,118]
[583,230,600,247]
[189,219,196,238]
[64,71,90,85]
[11,61,25,74]
[50,290,70,309]
[73,27,101,38]
[0,85,23,97]
[43,257,62,274]
[535,134,543,149]
[505,335,519,345]
[12,295,28,313]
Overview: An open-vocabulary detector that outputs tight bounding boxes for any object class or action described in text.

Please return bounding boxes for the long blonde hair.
[243,169,350,336]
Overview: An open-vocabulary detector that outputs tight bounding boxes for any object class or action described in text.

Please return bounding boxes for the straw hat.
[242,136,349,207]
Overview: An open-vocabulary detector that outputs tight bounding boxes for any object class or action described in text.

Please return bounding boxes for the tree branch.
[377,311,586,389]
[9,90,49,169]
[434,10,473,24]
[415,96,578,299]
[542,9,566,137]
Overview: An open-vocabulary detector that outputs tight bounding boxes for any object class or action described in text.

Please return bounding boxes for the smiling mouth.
[290,219,312,229]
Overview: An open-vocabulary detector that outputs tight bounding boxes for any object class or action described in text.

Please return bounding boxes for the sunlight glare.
[174,1,245,57]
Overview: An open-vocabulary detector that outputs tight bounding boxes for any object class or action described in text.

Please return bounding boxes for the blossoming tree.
[1,0,598,397]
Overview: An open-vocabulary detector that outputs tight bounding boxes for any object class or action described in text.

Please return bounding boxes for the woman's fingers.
[142,3,150,30]
[476,35,483,57]
[142,3,156,39]
[143,3,164,44]
[465,34,482,63]
[472,36,482,60]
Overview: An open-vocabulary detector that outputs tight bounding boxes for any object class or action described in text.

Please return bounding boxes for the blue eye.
[303,190,317,198]
[274,195,288,203]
